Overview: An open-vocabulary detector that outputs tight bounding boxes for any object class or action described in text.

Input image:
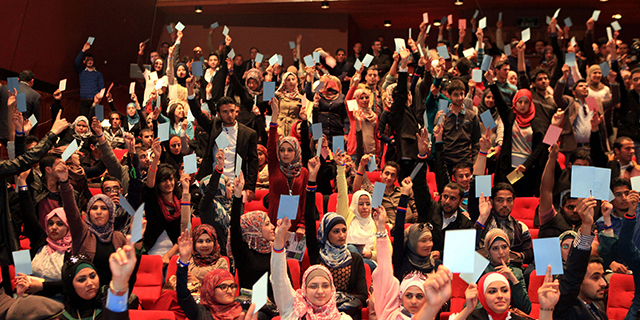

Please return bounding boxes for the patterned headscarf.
[71,116,92,139]
[292,264,341,320]
[257,144,268,171]
[317,213,352,268]
[559,230,577,242]
[85,194,116,243]
[511,89,535,128]
[191,224,221,267]
[44,208,72,255]
[240,211,272,254]
[319,75,342,101]
[278,137,302,180]
[477,272,511,320]
[245,68,264,97]
[200,269,243,320]
[277,72,300,100]
[404,224,434,271]
[484,228,511,265]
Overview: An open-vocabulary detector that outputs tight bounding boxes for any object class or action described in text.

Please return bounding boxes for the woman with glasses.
[559,230,577,267]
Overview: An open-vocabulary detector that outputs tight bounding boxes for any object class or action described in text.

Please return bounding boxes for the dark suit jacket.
[187,97,258,191]
[0,83,41,140]
[388,72,419,160]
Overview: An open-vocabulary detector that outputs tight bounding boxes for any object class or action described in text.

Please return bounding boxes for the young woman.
[452,272,528,320]
[305,68,347,138]
[186,224,229,280]
[474,88,504,156]
[559,230,577,266]
[167,41,190,102]
[275,72,302,137]
[137,41,167,105]
[60,115,94,156]
[256,144,269,190]
[123,97,148,139]
[158,101,194,140]
[345,70,379,157]
[229,68,269,144]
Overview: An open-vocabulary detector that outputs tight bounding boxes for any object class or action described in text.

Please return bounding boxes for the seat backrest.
[165,255,180,283]
[511,197,539,229]
[136,255,164,287]
[287,258,301,290]
[327,193,353,213]
[528,272,546,319]
[364,263,372,289]
[607,273,635,320]
[129,309,176,320]
[450,274,468,313]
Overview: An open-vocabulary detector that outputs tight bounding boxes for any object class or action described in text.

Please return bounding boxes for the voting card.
[472,69,483,83]
[289,41,296,49]
[606,27,613,41]
[394,38,406,53]
[277,195,300,220]
[158,122,170,142]
[533,238,564,275]
[61,140,79,162]
[480,110,496,130]
[585,97,599,112]
[362,54,374,68]
[371,182,386,208]
[565,53,576,67]
[552,8,561,19]
[87,37,95,45]
[473,10,479,19]
[437,46,450,60]
[423,12,429,23]
[521,28,531,43]
[16,93,26,112]
[463,48,475,58]
[95,104,104,121]
[255,53,264,63]
[29,114,37,127]
[228,49,236,60]
[443,229,476,273]
[12,250,32,276]
[263,82,275,101]
[211,22,219,29]
[475,175,492,198]
[410,163,424,181]
[7,77,19,94]
[191,61,203,77]
[222,25,229,36]
[564,17,573,28]
[481,55,493,71]
[507,168,524,184]
[478,17,487,29]
[313,51,321,63]
[368,156,377,172]
[332,135,344,154]
[438,99,449,113]
[166,25,173,34]
[216,132,230,150]
[592,10,601,21]
[504,44,511,56]
[130,204,145,244]
[459,19,467,30]
[235,154,243,177]
[460,252,490,284]
[346,99,358,112]
[498,12,503,21]
[59,79,67,92]
[599,62,610,78]
[311,123,323,140]
[175,22,185,31]
[129,82,136,94]
[184,154,198,174]
[119,194,136,216]
[631,176,640,191]
[252,272,269,315]
[570,166,611,200]
[611,21,621,31]
[316,137,323,157]
[304,54,314,67]
[543,125,562,146]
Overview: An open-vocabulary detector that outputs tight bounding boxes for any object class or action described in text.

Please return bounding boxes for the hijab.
[61,258,103,319]
[319,75,342,101]
[317,213,352,268]
[191,224,221,267]
[559,230,577,243]
[126,103,140,126]
[346,191,375,249]
[398,272,427,318]
[292,265,341,320]
[511,89,535,128]
[484,228,511,265]
[278,137,302,179]
[240,211,272,254]
[477,272,511,320]
[587,64,606,91]
[71,116,91,139]
[85,194,116,243]
[245,68,264,97]
[257,144,268,171]
[44,208,73,255]
[214,175,232,230]
[277,72,301,100]
[404,224,434,271]
[200,269,243,320]
[176,63,190,87]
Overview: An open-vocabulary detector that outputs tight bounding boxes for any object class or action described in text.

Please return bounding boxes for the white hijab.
[346,190,376,249]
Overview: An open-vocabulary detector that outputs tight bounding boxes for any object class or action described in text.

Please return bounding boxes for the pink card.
[543,125,563,146]
[585,97,599,112]
[423,12,429,23]
[448,14,453,25]
[459,19,467,30]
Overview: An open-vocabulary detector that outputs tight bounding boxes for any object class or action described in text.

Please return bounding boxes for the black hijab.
[61,257,105,319]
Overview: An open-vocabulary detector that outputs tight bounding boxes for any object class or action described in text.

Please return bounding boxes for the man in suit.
[241,47,260,74]
[0,70,41,145]
[370,40,391,77]
[185,76,259,202]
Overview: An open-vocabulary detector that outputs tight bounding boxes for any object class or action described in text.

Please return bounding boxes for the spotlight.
[195,6,202,13]
[600,0,608,2]
[434,21,442,27]
[612,14,622,19]
[321,1,329,9]
[384,20,392,27]
[455,0,463,5]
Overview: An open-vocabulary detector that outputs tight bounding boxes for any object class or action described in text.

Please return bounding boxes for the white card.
[175,22,185,31]
[149,71,158,82]
[129,82,135,94]
[29,114,38,127]
[478,17,487,29]
[347,99,358,112]
[463,48,475,58]
[611,21,621,31]
[592,10,601,21]
[606,27,613,41]
[222,25,229,36]
[552,8,561,19]
[58,79,67,92]
[521,28,531,43]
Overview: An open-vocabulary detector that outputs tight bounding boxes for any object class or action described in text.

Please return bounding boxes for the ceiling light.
[434,21,442,27]
[384,20,392,27]
[455,0,463,5]
[195,6,202,13]
[612,14,622,19]
[600,0,608,2]
[321,1,329,9]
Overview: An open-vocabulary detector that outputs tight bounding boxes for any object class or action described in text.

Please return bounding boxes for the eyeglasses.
[103,186,121,194]
[561,245,570,249]
[215,283,238,291]
[417,222,433,231]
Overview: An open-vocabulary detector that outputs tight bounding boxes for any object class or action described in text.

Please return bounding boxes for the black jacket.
[389,72,419,160]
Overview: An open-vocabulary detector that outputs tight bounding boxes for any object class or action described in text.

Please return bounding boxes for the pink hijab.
[292,265,341,320]
[43,208,72,254]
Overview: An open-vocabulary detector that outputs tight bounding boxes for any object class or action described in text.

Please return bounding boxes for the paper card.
[263,82,275,101]
[470,69,482,84]
[410,162,425,181]
[268,54,279,66]
[183,154,198,174]
[436,45,450,59]
[498,12,503,21]
[459,19,467,30]
[228,49,236,60]
[7,77,19,94]
[235,154,243,177]
[481,55,493,72]
[354,59,364,71]
[313,82,325,94]
[473,10,479,19]
[166,25,173,34]
[16,92,26,112]
[289,41,296,50]
[211,22,219,29]
[552,8,561,19]
[311,123,323,140]
[277,195,300,220]
[362,54,374,68]
[303,54,314,67]
[158,122,170,142]
[316,137,323,157]
[156,93,161,110]
[570,166,612,200]
[564,17,573,28]
[611,21,621,31]
[12,250,32,276]
[252,272,269,315]
[128,82,135,95]
[521,28,531,42]
[255,52,264,63]
[6,141,14,160]
[313,51,321,63]
[443,229,476,273]
[371,182,386,208]
[119,195,136,217]
[438,99,449,112]
[546,16,551,25]
[409,28,412,39]
[606,27,613,41]
[565,53,576,67]
[265,115,272,125]
[148,71,158,82]
[426,24,431,34]
[507,168,524,184]
[585,97,599,112]
[61,140,79,161]
[423,12,429,23]
[346,99,358,112]
[332,135,344,154]
[87,37,95,45]
[28,114,37,127]
[543,125,563,145]
[277,54,284,67]
[600,62,610,78]
[504,44,511,56]
[592,10,601,21]
[368,156,377,172]
[533,238,564,275]
[478,17,487,29]
[130,203,145,244]
[58,79,67,92]
[174,22,185,32]
[191,61,203,77]
[463,48,475,58]
[631,176,640,191]
[98,88,106,99]
[480,110,497,130]
[394,38,406,53]
[440,16,448,25]
[186,108,195,122]
[459,251,491,284]
[475,175,492,197]
[570,37,577,47]
[156,78,166,90]
[222,25,229,36]
[448,14,453,25]
[216,132,230,150]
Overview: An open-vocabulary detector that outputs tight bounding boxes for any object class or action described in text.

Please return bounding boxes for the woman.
[559,230,576,266]
[60,116,94,156]
[199,150,234,256]
[256,144,269,190]
[271,216,351,320]
[275,72,302,137]
[305,68,347,138]
[59,238,137,320]
[452,272,528,320]
[345,73,379,157]
[167,42,190,102]
[137,41,167,105]
[230,68,269,144]
[474,88,504,157]
[159,101,194,140]
[123,97,147,139]
[187,224,229,280]
[480,229,531,314]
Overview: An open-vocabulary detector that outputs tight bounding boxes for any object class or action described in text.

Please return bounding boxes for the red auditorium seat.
[244,189,269,212]
[361,263,372,320]
[112,149,128,161]
[192,217,201,228]
[557,152,566,170]
[511,197,539,229]
[440,274,468,320]
[129,309,176,320]
[528,273,546,319]
[132,255,164,310]
[287,258,301,290]
[89,187,101,196]
[607,273,634,320]
[327,193,352,213]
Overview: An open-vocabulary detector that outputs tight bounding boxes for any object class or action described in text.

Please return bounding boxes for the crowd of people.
[0,8,639,320]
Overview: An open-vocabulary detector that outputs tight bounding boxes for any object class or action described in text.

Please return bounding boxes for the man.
[242,47,260,72]
[139,128,154,149]
[534,40,546,56]
[186,77,258,202]
[361,66,382,114]
[616,68,640,156]
[103,112,126,149]
[518,62,557,128]
[74,41,104,118]
[370,40,391,77]
[493,61,517,107]
[193,46,203,62]
[347,42,365,65]
[232,54,245,77]
[0,70,41,144]
[591,132,635,181]
[440,79,481,171]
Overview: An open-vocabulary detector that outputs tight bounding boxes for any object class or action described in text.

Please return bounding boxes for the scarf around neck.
[292,265,342,320]
[200,269,244,320]
[317,213,352,268]
[44,208,73,255]
[346,191,375,248]
[278,137,302,180]
[191,224,221,267]
[511,89,535,128]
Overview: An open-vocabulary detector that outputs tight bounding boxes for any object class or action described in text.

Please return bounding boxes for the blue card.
[61,140,79,162]
[119,194,136,216]
[158,122,170,142]
[371,182,386,208]
[316,137,323,157]
[440,16,448,25]
[269,54,279,66]
[130,203,145,244]
[289,41,296,49]
[252,272,269,315]
[459,251,490,284]
[7,77,19,94]
[12,250,32,276]
[277,195,300,220]
[533,238,564,275]
[303,54,314,67]
[16,92,26,112]
[263,82,275,101]
[175,22,185,31]
[87,37,95,45]
[437,45,450,60]
[235,154,243,177]
[410,163,424,180]
[228,49,236,59]
[599,62,610,78]
[504,44,512,56]
[215,132,229,150]
[332,135,344,154]
[313,51,321,63]
[255,53,264,63]
[222,25,229,36]
[166,25,173,34]
[498,12,503,21]
[211,22,219,29]
[192,61,203,77]
[564,17,573,28]
[354,59,362,71]
[438,99,449,113]
[475,175,492,197]
[368,156,377,172]
[362,54,374,68]
[481,54,493,71]
[277,54,283,67]
[480,110,497,130]
[473,9,479,19]
[565,53,576,67]
[311,123,323,140]
[183,153,198,174]
[95,104,104,121]
[570,166,612,200]
[472,69,483,83]
[443,229,476,273]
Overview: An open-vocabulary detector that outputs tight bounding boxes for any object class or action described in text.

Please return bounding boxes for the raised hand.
[215,149,225,171]
[177,230,192,262]
[53,158,69,181]
[478,193,492,221]
[577,197,596,229]
[274,217,292,250]
[416,128,430,156]
[479,127,492,153]
[308,156,321,179]
[422,265,453,310]
[401,177,413,195]
[434,123,444,142]
[82,42,91,52]
[465,283,478,307]
[537,265,560,311]
[151,138,162,159]
[561,64,570,80]
[12,109,24,133]
[50,111,70,135]
[233,173,245,198]
[551,108,565,127]
[484,69,495,85]
[109,236,137,293]
[270,97,279,121]
[372,206,387,232]
[91,117,103,136]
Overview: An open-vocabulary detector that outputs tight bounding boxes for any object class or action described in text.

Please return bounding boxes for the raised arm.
[304,156,321,265]
[199,151,225,226]
[539,143,560,223]
[146,138,162,188]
